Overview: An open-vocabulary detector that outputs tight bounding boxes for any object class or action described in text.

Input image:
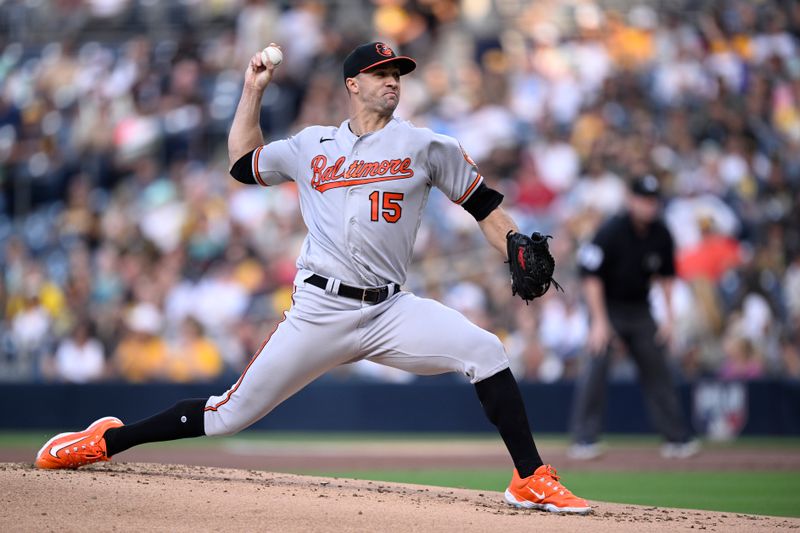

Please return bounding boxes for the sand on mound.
[1,462,796,532]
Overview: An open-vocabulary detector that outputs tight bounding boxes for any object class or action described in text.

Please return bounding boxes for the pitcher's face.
[349,65,401,114]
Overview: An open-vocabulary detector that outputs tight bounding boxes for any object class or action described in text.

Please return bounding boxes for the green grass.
[299,468,800,518]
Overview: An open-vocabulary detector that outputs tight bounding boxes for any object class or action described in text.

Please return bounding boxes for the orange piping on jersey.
[204,286,296,412]
[455,174,483,204]
[314,174,414,193]
[252,146,267,186]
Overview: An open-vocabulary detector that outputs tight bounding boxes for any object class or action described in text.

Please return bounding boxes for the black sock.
[103,398,207,457]
[474,368,543,478]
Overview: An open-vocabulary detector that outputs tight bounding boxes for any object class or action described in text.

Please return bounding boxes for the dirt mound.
[2,462,796,532]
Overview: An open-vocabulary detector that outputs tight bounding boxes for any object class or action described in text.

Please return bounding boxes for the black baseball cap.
[630,175,661,198]
[343,42,416,81]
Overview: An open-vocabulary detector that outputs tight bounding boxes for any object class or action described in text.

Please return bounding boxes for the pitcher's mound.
[1,462,796,532]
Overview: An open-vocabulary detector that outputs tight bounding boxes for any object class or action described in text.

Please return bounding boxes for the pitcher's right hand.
[245,42,282,92]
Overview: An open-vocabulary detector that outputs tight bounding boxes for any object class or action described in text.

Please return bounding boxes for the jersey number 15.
[369,191,404,223]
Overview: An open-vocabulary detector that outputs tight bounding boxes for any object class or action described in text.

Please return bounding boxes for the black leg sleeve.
[103,398,207,457]
[474,368,543,478]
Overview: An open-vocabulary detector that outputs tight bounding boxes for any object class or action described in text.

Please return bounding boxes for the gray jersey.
[201,115,508,436]
[252,117,483,286]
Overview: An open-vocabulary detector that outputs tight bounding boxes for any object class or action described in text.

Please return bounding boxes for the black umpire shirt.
[578,212,676,305]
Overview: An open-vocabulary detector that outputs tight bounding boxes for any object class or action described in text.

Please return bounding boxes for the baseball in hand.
[261,46,283,67]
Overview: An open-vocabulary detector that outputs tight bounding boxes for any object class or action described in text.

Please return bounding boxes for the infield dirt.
[2,462,799,532]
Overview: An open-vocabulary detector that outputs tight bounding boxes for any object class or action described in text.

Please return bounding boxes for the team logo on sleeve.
[375,43,394,57]
[459,144,477,167]
[309,155,415,192]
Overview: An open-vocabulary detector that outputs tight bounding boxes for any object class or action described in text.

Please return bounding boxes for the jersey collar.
[338,116,400,143]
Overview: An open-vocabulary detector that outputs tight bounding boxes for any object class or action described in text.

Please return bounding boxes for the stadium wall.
[3,380,798,435]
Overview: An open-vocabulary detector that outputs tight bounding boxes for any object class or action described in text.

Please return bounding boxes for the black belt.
[305,274,399,304]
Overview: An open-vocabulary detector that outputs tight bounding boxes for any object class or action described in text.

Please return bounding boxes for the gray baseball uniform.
[204,117,509,436]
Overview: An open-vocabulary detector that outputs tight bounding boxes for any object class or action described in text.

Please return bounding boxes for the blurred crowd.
[1,0,799,384]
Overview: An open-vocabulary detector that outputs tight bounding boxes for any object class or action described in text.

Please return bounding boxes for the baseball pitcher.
[35,42,590,514]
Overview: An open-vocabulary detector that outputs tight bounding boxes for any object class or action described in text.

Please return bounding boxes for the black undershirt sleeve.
[461,183,504,221]
[230,149,257,185]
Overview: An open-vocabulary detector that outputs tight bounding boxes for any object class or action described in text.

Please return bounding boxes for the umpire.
[568,175,698,460]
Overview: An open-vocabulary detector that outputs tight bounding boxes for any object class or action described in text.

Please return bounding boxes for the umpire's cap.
[343,42,416,81]
[630,175,661,198]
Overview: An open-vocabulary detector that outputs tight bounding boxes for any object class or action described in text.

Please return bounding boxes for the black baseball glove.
[505,231,563,303]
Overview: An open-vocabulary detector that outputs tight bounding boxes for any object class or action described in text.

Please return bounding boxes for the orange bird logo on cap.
[375,43,394,57]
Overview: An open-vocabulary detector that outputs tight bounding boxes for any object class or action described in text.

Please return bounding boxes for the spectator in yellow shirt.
[167,318,224,382]
[113,303,169,382]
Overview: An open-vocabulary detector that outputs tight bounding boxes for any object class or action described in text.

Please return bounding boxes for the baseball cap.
[126,303,162,334]
[630,175,661,198]
[343,42,416,81]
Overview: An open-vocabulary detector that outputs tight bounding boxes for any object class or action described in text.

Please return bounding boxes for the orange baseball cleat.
[34,416,124,469]
[504,464,592,514]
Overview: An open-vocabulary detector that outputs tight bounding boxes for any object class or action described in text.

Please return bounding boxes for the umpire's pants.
[570,302,690,444]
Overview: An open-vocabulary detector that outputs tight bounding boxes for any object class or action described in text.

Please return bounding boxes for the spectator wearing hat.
[112,303,169,382]
[568,176,698,460]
